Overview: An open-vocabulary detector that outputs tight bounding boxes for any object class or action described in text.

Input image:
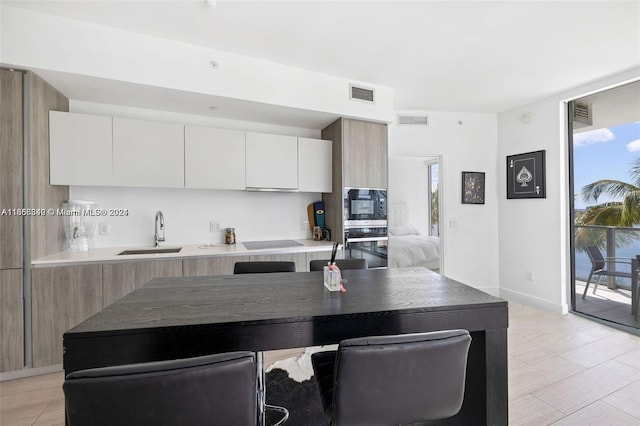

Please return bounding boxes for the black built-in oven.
[343,188,388,268]
[344,188,387,226]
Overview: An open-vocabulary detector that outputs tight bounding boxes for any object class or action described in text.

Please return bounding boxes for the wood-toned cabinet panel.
[250,253,308,272]
[31,265,102,367]
[343,119,388,189]
[183,256,248,277]
[102,260,183,307]
[0,70,23,269]
[26,71,69,260]
[305,250,342,269]
[0,269,23,372]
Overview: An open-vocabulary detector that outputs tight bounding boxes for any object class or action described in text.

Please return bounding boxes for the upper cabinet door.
[343,119,388,189]
[49,111,113,186]
[185,126,246,190]
[298,137,332,193]
[245,132,297,189]
[112,117,184,188]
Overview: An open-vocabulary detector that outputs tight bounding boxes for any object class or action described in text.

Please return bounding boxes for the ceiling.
[4,0,640,120]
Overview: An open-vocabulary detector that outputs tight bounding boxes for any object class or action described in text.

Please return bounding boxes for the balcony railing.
[575,224,640,290]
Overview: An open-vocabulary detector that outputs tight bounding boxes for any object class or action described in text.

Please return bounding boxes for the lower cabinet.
[31,265,103,367]
[1,269,23,372]
[102,260,183,308]
[305,250,340,267]
[183,256,247,277]
[250,253,309,272]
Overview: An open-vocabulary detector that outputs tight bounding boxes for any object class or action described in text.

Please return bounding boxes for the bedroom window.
[428,161,439,237]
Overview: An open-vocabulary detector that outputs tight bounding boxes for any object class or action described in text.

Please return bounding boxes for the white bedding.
[388,234,440,271]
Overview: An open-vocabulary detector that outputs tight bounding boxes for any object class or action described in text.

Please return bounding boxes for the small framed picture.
[506,150,546,199]
[462,171,485,204]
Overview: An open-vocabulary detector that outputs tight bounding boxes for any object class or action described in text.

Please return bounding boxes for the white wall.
[389,111,499,294]
[497,67,640,314]
[68,101,321,248]
[497,98,567,312]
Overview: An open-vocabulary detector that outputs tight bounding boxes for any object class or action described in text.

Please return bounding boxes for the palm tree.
[578,156,640,227]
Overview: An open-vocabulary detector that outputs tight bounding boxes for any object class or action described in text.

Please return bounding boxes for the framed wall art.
[506,150,546,199]
[462,171,485,204]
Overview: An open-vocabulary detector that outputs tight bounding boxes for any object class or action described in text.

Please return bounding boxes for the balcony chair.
[233,260,295,425]
[582,245,633,299]
[233,261,296,274]
[311,329,472,425]
[309,258,368,271]
[63,351,258,426]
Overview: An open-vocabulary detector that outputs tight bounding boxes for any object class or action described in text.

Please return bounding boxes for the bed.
[387,203,440,271]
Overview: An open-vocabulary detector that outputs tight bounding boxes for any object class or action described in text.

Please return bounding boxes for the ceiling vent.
[397,114,429,126]
[349,84,375,103]
[572,101,592,128]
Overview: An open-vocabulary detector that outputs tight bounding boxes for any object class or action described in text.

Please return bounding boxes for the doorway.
[388,155,443,272]
[568,80,640,331]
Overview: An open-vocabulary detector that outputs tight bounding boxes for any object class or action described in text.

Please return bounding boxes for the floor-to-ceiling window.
[569,81,640,331]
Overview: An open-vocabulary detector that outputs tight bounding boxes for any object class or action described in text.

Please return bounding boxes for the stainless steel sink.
[117,247,182,255]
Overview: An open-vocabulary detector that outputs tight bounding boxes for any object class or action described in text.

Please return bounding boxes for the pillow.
[389,224,420,236]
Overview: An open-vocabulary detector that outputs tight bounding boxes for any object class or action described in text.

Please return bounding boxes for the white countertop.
[31,239,337,267]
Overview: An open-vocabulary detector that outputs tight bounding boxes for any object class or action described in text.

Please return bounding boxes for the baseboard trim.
[475,286,500,297]
[499,288,569,314]
[0,364,62,382]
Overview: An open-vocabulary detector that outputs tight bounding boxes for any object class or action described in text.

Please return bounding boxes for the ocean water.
[575,242,639,289]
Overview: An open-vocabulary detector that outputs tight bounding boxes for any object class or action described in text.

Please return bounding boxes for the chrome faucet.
[154,210,165,247]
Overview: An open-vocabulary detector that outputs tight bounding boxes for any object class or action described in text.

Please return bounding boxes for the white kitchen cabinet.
[112,117,184,188]
[49,111,113,186]
[245,132,297,190]
[298,137,332,193]
[185,126,245,190]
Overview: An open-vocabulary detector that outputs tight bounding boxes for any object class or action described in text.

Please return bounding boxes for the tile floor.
[1,301,639,425]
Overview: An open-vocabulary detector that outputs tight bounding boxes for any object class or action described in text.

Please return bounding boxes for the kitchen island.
[64,267,508,425]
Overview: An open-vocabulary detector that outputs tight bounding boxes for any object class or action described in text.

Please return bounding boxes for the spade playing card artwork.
[506,150,546,199]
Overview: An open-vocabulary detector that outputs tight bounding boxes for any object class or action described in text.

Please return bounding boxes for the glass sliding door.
[568,80,640,331]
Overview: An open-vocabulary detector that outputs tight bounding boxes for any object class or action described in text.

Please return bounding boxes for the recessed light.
[210,61,219,69]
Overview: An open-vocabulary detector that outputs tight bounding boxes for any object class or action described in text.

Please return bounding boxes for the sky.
[573,121,640,210]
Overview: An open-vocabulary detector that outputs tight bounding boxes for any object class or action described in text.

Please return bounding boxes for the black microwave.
[344,188,387,225]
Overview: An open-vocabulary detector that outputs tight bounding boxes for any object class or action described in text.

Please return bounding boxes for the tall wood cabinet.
[0,70,24,270]
[321,118,388,244]
[0,69,69,374]
[0,69,24,373]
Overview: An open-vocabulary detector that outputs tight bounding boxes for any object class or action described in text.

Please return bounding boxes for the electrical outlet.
[527,272,534,281]
[209,221,221,233]
[302,221,310,231]
[99,222,110,235]
[449,219,457,229]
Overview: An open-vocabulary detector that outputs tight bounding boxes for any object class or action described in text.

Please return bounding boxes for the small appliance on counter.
[308,201,330,241]
[63,200,98,252]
